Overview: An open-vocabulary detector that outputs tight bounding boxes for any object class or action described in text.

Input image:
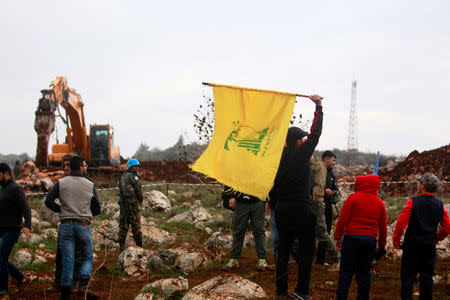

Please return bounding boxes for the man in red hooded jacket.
[334,174,387,300]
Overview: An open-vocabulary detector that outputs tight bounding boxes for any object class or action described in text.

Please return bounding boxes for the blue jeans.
[0,231,25,295]
[58,223,93,287]
[336,235,376,300]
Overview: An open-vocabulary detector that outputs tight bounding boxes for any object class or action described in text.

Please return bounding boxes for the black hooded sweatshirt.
[0,178,32,232]
[269,106,323,227]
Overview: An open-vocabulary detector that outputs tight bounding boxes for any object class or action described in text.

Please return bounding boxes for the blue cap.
[127,158,140,169]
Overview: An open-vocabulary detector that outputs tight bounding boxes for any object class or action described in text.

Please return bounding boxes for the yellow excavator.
[34,77,120,167]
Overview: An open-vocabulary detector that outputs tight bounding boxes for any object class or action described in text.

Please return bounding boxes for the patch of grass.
[28,197,44,210]
[170,206,189,215]
[383,196,409,224]
[158,221,197,233]
[42,238,58,252]
[106,264,127,277]
[97,212,112,221]
[141,210,167,219]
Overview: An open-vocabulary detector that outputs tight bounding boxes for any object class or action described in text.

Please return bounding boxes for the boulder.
[40,203,59,226]
[14,249,32,267]
[42,228,58,240]
[40,177,54,192]
[176,252,209,275]
[205,232,232,249]
[138,277,188,298]
[168,200,211,224]
[142,191,171,212]
[181,274,267,300]
[149,248,226,275]
[118,246,153,276]
[134,293,155,300]
[243,231,270,249]
[206,214,224,226]
[141,225,176,247]
[91,220,121,251]
[102,202,120,216]
[19,233,45,244]
[34,253,47,264]
[147,255,172,274]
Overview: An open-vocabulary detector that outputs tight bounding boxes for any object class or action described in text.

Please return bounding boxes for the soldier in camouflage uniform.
[118,158,143,251]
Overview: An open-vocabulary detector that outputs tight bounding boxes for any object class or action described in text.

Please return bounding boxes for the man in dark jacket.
[45,156,101,300]
[0,163,31,298]
[270,95,323,300]
[393,172,450,300]
[222,186,267,271]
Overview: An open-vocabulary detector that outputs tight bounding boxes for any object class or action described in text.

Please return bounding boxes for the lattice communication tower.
[347,80,358,151]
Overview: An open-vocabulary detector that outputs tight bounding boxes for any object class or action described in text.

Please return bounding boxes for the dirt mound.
[88,161,216,188]
[379,144,450,181]
[377,144,450,195]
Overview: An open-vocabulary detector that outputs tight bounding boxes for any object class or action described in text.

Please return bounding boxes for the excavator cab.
[89,124,120,166]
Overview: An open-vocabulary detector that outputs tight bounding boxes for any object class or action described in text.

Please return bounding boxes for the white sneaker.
[222,259,239,271]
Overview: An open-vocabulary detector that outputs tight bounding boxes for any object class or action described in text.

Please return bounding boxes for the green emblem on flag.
[224,120,273,156]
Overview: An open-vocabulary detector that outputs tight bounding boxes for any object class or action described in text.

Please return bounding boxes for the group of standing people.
[221,95,450,300]
[0,98,449,300]
[0,152,144,300]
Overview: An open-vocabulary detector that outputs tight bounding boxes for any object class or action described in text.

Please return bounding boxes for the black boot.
[59,286,71,300]
[135,233,143,248]
[77,276,99,300]
[315,241,326,265]
[78,275,90,292]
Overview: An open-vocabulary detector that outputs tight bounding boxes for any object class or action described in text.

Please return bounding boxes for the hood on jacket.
[355,174,381,195]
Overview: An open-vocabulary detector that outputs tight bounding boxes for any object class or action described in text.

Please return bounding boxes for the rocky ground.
[5,144,450,299]
[6,183,450,299]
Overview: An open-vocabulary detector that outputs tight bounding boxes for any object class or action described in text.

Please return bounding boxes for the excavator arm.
[50,77,89,159]
[34,77,89,167]
[35,77,120,167]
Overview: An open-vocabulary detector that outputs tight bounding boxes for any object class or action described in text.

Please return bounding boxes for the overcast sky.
[1,0,449,158]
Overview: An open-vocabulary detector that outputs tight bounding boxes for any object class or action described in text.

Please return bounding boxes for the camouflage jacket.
[120,169,143,202]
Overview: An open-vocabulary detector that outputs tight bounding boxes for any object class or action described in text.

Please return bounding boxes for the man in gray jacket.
[45,155,101,300]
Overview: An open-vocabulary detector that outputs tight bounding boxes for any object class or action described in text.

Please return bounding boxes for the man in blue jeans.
[45,156,101,300]
[0,163,32,299]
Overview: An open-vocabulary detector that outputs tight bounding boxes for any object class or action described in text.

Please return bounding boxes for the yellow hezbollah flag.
[191,83,296,200]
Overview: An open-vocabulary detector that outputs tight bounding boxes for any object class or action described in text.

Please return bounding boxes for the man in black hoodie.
[270,95,323,300]
[0,163,31,299]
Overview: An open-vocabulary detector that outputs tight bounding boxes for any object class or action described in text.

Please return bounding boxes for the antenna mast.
[347,80,358,151]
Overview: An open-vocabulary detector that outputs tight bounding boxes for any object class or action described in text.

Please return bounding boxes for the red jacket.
[334,174,387,248]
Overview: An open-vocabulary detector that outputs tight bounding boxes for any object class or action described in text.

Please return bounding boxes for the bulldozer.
[34,77,120,168]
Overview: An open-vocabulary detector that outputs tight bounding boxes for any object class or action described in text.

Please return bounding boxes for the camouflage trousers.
[118,197,142,250]
[312,200,339,263]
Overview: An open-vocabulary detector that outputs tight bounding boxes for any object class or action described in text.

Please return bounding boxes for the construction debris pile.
[379,144,449,181]
[377,144,450,196]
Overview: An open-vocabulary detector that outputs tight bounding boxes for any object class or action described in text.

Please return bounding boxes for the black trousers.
[401,243,436,300]
[336,235,376,300]
[324,199,333,234]
[275,208,316,296]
